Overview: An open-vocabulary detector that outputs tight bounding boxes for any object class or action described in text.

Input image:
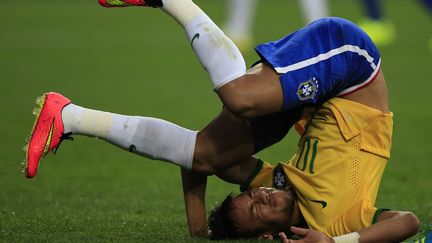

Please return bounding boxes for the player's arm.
[181,168,208,237]
[356,210,420,242]
[279,210,420,243]
[181,156,259,237]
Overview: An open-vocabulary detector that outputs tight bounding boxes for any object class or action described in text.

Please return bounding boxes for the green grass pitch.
[0,0,431,242]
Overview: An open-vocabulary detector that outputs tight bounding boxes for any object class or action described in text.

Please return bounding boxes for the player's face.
[230,187,295,236]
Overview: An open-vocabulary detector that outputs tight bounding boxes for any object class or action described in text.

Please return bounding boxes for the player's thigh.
[193,108,255,174]
[250,106,303,152]
[193,107,302,174]
[217,63,284,118]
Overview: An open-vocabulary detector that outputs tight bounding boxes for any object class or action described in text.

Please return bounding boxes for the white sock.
[298,0,329,24]
[62,104,197,169]
[225,0,258,39]
[161,0,246,91]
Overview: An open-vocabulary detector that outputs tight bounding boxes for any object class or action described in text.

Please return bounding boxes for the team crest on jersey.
[297,77,319,101]
[273,164,288,190]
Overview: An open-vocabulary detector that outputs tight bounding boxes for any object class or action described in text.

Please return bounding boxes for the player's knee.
[404,212,420,236]
[217,74,280,119]
[223,97,256,119]
[217,85,257,118]
[218,82,255,119]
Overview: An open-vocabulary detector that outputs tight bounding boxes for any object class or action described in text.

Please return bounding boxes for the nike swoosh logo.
[190,33,200,46]
[43,118,55,156]
[129,144,137,153]
[308,199,327,209]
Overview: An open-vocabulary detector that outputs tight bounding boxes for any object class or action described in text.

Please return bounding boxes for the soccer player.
[358,0,432,48]
[224,0,329,52]
[23,0,420,241]
[420,0,432,51]
[357,0,395,47]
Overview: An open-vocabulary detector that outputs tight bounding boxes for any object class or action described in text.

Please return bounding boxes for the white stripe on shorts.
[337,58,381,96]
[274,44,377,74]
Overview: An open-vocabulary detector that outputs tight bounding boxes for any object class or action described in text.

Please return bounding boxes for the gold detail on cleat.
[106,0,128,6]
[42,120,55,156]
[35,95,45,106]
[30,95,46,132]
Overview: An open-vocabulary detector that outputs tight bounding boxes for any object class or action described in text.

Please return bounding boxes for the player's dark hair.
[207,193,237,240]
[207,193,264,240]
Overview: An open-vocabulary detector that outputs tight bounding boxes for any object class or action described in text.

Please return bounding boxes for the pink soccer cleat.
[23,92,72,178]
[98,0,162,8]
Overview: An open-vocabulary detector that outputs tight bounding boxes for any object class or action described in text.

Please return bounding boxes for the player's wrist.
[332,232,360,243]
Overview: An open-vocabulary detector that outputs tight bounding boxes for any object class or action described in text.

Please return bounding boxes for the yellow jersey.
[242,98,393,237]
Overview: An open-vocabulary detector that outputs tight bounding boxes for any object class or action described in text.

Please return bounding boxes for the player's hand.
[279,226,334,243]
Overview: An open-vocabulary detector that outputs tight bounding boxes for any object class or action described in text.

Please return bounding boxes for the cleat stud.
[35,96,45,107]
[32,95,45,115]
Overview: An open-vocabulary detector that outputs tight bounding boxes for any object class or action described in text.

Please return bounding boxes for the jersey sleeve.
[325,201,382,236]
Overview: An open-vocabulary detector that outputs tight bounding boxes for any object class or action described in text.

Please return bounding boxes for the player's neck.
[290,200,303,226]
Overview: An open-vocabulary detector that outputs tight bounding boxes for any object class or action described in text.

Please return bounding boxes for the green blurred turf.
[0,0,431,242]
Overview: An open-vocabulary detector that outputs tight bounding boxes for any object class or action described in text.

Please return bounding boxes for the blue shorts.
[255,17,381,110]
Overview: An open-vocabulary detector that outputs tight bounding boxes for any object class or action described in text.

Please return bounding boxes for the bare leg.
[159,0,284,119]
[299,0,329,23]
[224,0,258,53]
[217,62,284,119]
[192,108,255,175]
